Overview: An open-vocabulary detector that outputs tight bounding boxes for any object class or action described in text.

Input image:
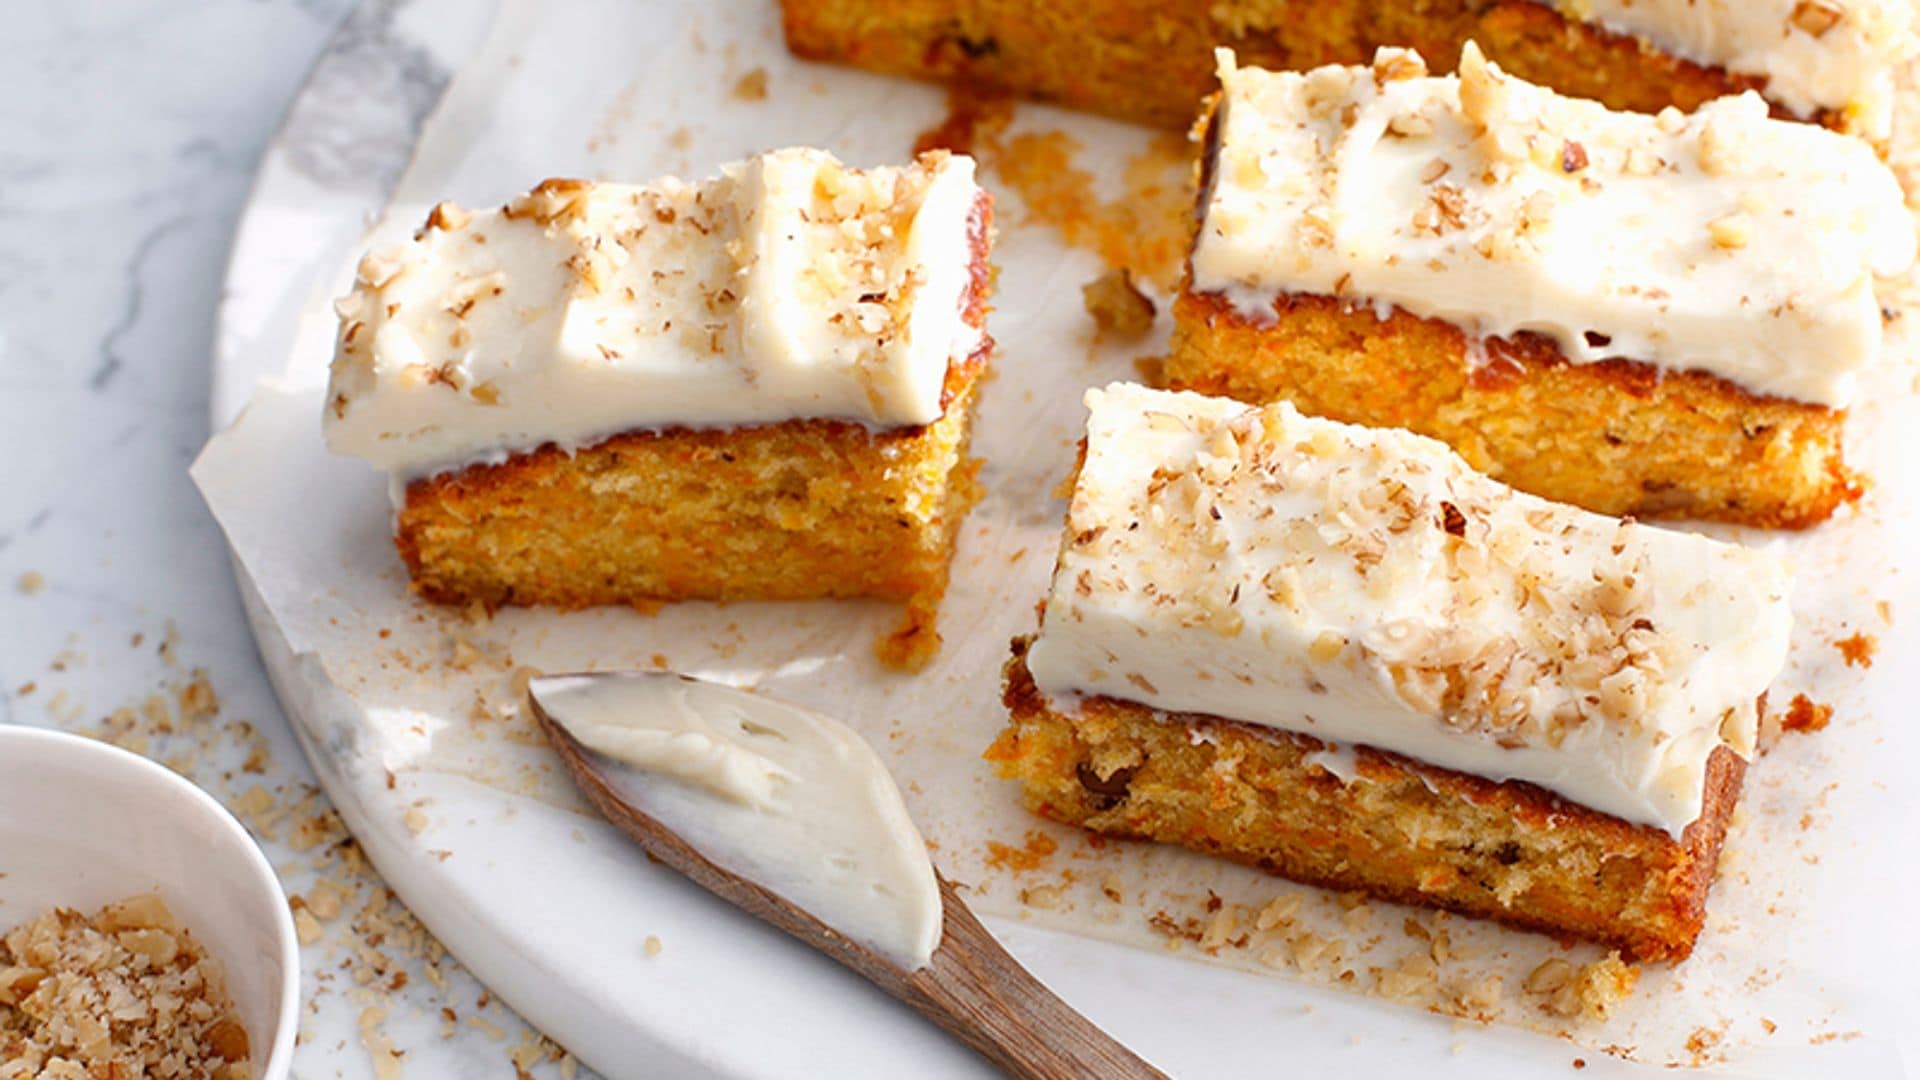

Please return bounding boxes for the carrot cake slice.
[782,0,1913,145]
[325,148,994,670]
[991,383,1793,962]
[1166,47,1915,528]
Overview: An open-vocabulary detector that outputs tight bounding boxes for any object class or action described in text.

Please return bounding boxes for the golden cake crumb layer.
[395,359,986,671]
[993,640,1744,962]
[782,0,1899,141]
[1167,290,1858,527]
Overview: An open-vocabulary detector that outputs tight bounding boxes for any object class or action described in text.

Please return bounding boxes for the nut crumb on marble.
[1833,632,1876,668]
[1020,884,1066,910]
[732,67,769,101]
[1082,268,1157,339]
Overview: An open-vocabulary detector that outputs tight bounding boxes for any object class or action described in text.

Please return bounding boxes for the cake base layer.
[783,0,1805,134]
[1167,291,1857,528]
[394,362,985,671]
[991,641,1745,962]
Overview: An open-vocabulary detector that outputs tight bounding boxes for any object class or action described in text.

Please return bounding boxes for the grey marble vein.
[90,212,195,391]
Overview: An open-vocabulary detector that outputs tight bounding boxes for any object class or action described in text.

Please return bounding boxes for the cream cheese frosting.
[1546,0,1916,141]
[1025,384,1795,836]
[527,672,944,970]
[1190,47,1915,409]
[325,148,985,477]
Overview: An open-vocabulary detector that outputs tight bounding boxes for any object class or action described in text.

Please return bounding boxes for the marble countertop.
[1,2,585,1075]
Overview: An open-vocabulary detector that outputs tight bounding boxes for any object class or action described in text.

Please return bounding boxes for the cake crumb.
[1371,952,1440,999]
[1445,973,1504,1021]
[732,67,769,101]
[1685,1023,1726,1064]
[1808,1029,1861,1045]
[177,669,220,725]
[1021,884,1065,910]
[1779,693,1833,734]
[1833,632,1877,668]
[643,935,664,957]
[1254,893,1301,931]
[913,87,1015,158]
[16,570,45,595]
[1082,268,1157,339]
[916,88,1191,287]
[1199,903,1241,952]
[984,830,1059,873]
[1527,952,1639,1020]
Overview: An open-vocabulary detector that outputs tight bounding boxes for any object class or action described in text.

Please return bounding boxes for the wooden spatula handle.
[905,878,1168,1080]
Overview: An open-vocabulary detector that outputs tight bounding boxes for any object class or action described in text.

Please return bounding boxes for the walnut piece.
[1082,268,1158,338]
[1790,0,1844,37]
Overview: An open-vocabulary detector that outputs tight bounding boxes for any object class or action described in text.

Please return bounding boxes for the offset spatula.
[528,671,1166,1080]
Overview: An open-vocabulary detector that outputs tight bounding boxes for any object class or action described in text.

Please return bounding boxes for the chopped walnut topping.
[355,248,405,290]
[1413,184,1468,235]
[1387,111,1435,138]
[425,201,473,232]
[1790,0,1844,37]
[1696,117,1740,176]
[1371,48,1428,84]
[1621,146,1662,177]
[503,177,593,227]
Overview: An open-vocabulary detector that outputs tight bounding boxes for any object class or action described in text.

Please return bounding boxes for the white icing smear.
[528,672,943,970]
[1547,0,1916,140]
[1190,47,1915,409]
[1026,384,1795,836]
[325,148,985,476]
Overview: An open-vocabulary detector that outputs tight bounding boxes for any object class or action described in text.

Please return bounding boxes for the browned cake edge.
[780,0,1850,138]
[991,638,1746,962]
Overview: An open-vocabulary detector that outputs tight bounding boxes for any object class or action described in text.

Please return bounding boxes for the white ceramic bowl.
[0,726,299,1078]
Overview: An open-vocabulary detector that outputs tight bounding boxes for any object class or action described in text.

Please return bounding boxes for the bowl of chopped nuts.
[0,725,299,1079]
